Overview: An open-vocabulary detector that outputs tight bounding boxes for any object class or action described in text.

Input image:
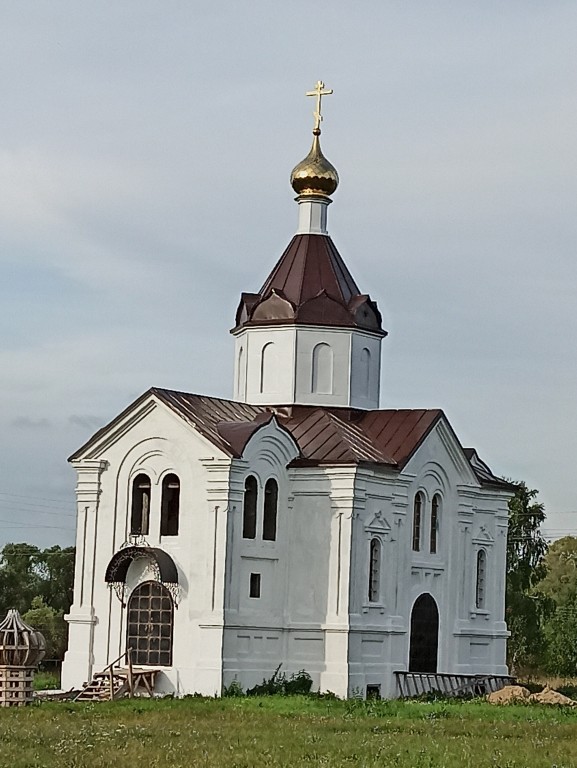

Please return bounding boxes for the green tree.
[505,482,548,672]
[0,543,42,617]
[542,600,577,676]
[36,546,76,614]
[534,537,577,675]
[536,536,577,606]
[23,596,68,660]
[0,543,75,622]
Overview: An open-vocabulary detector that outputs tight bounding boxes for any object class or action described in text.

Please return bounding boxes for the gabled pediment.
[365,510,391,534]
[69,391,159,461]
[68,389,261,463]
[473,524,495,544]
[402,414,480,488]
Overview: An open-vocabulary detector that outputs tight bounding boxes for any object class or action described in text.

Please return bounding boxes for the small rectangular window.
[249,573,261,598]
[366,684,381,700]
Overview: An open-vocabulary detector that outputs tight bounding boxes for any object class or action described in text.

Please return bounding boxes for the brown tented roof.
[70,388,507,486]
[261,234,360,306]
[233,234,386,335]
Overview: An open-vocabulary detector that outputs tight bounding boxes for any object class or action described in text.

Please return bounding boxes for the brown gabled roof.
[70,388,508,487]
[152,390,440,468]
[285,409,396,466]
[233,234,386,335]
[360,409,443,469]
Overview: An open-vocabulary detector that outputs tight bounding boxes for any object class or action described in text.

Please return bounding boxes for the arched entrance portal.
[126,581,174,666]
[409,593,439,673]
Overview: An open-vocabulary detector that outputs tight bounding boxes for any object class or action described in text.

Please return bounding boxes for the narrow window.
[263,478,278,541]
[249,572,261,598]
[242,476,258,539]
[412,493,422,552]
[368,538,381,602]
[161,474,180,536]
[430,494,440,554]
[130,474,151,536]
[260,342,277,393]
[476,550,487,609]
[237,346,245,398]
[360,347,371,398]
[311,343,333,394]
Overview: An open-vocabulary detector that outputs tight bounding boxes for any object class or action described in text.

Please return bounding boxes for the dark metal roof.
[71,388,507,486]
[233,235,386,335]
[463,448,517,491]
[152,390,441,470]
[104,546,179,585]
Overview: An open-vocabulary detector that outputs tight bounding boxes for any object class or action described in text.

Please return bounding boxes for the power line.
[0,503,76,520]
[0,492,75,508]
[0,518,74,532]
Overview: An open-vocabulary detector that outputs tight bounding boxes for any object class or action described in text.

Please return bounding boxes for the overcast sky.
[0,2,575,548]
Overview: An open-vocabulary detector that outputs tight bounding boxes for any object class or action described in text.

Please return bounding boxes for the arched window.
[412,493,423,552]
[360,347,371,398]
[130,474,151,536]
[430,494,440,554]
[161,474,180,536]
[260,342,277,393]
[237,346,245,397]
[263,478,278,541]
[476,550,487,609]
[242,475,258,539]
[126,581,173,666]
[311,343,333,394]
[368,538,381,603]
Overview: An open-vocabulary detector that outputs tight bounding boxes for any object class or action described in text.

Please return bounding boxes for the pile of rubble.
[487,684,577,707]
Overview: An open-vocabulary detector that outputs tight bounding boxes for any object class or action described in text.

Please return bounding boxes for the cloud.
[10,417,51,430]
[1,1,576,550]
[68,415,104,430]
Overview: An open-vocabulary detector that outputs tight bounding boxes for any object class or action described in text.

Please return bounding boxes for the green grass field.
[2,696,577,767]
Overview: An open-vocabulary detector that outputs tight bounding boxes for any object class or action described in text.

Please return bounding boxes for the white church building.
[62,84,513,699]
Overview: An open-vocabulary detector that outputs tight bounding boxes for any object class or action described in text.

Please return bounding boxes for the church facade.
[62,84,512,699]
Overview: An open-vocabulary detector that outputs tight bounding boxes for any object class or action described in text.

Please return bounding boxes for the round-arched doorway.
[408,593,439,673]
[126,581,174,667]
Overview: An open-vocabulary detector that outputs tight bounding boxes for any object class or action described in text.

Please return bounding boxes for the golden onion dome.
[290,128,339,197]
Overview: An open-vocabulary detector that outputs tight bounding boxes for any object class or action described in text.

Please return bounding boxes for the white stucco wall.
[62,397,510,701]
[221,420,354,698]
[62,396,233,696]
[346,419,511,699]
[233,324,382,409]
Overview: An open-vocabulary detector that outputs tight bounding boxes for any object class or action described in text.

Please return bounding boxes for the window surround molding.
[411,486,444,559]
[411,491,424,553]
[160,472,180,537]
[470,527,494,619]
[241,471,282,545]
[362,511,391,613]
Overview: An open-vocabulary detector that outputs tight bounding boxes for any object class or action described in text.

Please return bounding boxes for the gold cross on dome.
[306,80,333,132]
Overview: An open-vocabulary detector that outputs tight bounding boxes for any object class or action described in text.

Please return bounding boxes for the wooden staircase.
[75,649,160,702]
[75,670,129,701]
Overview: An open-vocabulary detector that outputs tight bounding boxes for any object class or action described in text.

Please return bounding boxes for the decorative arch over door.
[126,581,174,667]
[408,593,439,673]
[104,545,179,604]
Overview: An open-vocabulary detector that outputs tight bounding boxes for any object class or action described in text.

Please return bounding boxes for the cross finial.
[306,80,333,133]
